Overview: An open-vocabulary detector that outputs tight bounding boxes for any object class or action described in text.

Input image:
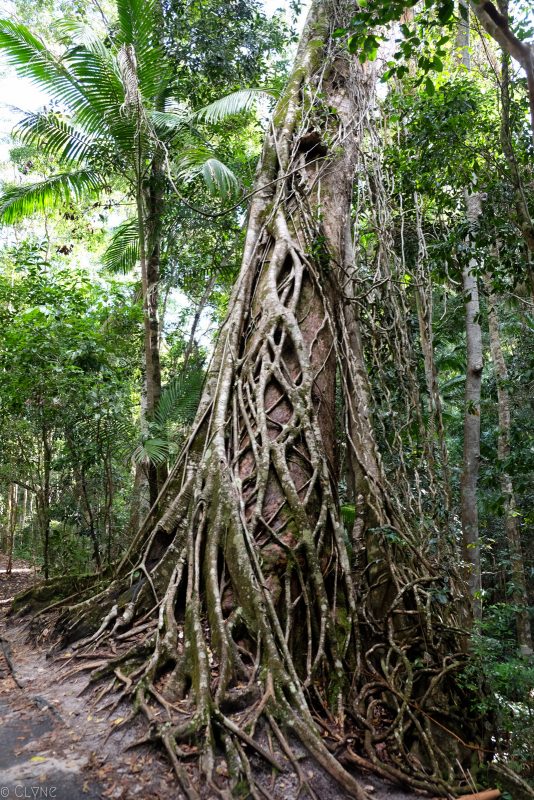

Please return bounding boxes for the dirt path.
[0,633,104,799]
[0,569,430,800]
[0,557,39,606]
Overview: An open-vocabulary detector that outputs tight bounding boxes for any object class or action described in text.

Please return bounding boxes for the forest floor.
[0,562,473,800]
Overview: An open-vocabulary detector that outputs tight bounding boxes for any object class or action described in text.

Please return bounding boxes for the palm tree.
[0,0,247,504]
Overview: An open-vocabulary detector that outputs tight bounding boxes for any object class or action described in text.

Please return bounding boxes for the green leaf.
[347,35,360,55]
[424,77,436,96]
[437,0,454,24]
[341,504,356,525]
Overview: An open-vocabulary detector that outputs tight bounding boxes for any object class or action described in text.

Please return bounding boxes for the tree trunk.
[6,482,17,575]
[103,443,115,567]
[47,3,490,796]
[40,426,52,581]
[414,191,451,516]
[67,434,102,572]
[458,12,484,621]
[138,189,164,509]
[484,277,533,657]
[497,3,534,257]
[461,190,484,620]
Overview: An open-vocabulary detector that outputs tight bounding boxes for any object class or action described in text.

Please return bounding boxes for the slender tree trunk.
[137,155,168,508]
[0,487,6,553]
[80,465,102,571]
[67,432,102,572]
[103,443,114,567]
[182,273,217,375]
[40,425,52,581]
[461,190,484,619]
[20,486,28,531]
[484,276,533,656]
[458,8,484,620]
[6,482,17,575]
[414,192,451,514]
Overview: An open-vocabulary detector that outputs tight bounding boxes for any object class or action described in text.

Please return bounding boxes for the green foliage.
[0,241,141,574]
[135,369,204,466]
[462,610,534,774]
[0,171,106,224]
[0,0,250,229]
[335,0,455,79]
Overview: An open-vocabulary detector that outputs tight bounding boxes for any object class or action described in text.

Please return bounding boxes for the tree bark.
[458,11,484,620]
[39,425,52,582]
[5,482,17,575]
[461,190,484,620]
[138,182,165,508]
[470,0,534,143]
[484,276,533,657]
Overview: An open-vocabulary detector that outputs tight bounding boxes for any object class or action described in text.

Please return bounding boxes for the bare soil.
[0,564,436,800]
[0,555,39,605]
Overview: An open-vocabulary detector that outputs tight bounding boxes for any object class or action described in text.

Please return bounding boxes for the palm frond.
[0,170,106,224]
[102,217,139,274]
[176,147,240,200]
[0,20,124,142]
[53,19,112,62]
[65,45,125,130]
[116,0,169,101]
[132,437,171,466]
[14,111,99,164]
[154,370,204,431]
[149,109,189,135]
[194,88,278,124]
[0,19,85,106]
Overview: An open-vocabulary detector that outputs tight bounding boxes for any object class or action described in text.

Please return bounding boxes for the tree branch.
[470,1,534,140]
